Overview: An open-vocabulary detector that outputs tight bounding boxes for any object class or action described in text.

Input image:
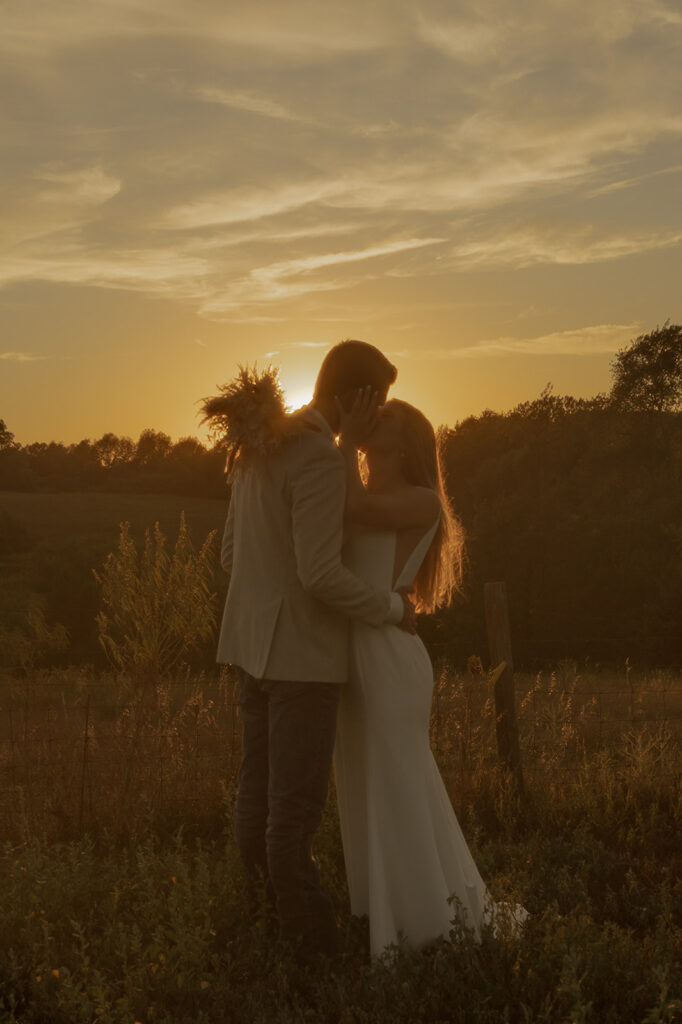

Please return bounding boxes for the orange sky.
[1,0,681,444]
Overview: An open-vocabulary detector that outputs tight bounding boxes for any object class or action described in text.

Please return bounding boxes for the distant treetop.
[610,321,682,413]
[0,420,15,450]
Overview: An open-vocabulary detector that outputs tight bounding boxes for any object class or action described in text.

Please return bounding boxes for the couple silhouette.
[202,339,523,962]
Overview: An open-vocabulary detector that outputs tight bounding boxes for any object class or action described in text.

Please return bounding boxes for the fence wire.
[0,668,680,840]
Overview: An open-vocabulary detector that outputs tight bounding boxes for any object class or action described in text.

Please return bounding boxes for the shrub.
[94,514,217,683]
[0,600,69,673]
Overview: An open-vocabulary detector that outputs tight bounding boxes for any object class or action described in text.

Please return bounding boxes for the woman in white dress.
[333,389,524,956]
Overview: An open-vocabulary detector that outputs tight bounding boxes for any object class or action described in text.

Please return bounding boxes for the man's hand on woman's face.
[334,386,381,447]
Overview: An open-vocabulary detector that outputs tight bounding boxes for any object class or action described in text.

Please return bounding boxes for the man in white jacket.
[216,341,414,962]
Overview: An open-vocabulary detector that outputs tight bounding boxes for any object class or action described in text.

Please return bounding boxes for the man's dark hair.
[314,340,397,402]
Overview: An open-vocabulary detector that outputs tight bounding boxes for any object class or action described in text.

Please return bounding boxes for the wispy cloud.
[276,341,331,349]
[200,237,446,314]
[650,1,682,26]
[0,351,48,362]
[1,163,121,251]
[158,101,681,246]
[1,0,679,317]
[0,244,210,296]
[417,324,641,360]
[0,1,393,59]
[587,163,682,197]
[416,0,682,61]
[33,164,121,203]
[444,227,682,270]
[162,180,339,230]
[0,0,679,381]
[415,11,501,63]
[189,85,313,124]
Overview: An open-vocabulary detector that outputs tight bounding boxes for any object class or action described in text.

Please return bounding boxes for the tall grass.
[0,668,240,843]
[0,664,680,1023]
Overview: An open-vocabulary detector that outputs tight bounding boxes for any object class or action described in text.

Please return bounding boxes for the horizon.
[5,357,621,449]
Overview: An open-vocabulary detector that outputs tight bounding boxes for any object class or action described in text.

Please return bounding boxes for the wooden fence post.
[484,582,524,799]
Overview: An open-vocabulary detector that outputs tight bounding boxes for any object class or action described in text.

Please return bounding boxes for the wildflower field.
[0,663,680,1024]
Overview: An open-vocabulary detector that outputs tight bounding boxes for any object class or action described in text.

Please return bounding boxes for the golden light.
[281,374,315,412]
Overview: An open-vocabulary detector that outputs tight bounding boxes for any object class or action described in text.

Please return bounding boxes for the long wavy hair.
[388,400,464,614]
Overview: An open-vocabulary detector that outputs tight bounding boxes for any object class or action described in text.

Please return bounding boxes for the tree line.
[0,426,228,497]
[1,322,680,499]
[1,323,681,669]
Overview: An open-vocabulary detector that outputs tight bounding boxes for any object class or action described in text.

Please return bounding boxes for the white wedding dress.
[334,521,520,956]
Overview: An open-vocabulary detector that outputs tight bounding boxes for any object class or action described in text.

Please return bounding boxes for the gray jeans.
[234,671,341,960]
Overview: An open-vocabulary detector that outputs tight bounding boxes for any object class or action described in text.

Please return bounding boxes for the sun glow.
[282,376,315,412]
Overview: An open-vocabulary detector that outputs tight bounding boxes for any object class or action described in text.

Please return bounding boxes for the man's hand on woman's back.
[397,588,417,634]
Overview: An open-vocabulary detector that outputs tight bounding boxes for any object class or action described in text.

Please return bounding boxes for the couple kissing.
[201,339,525,963]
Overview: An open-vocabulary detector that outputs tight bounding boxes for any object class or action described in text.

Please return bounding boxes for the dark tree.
[0,419,15,450]
[135,429,173,465]
[93,432,134,468]
[610,322,682,412]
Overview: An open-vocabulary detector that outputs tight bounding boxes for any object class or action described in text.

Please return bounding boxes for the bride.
[333,387,525,956]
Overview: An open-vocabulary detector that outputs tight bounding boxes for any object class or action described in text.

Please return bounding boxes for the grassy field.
[0,491,228,668]
[0,491,680,1021]
[0,490,226,566]
[0,664,680,1023]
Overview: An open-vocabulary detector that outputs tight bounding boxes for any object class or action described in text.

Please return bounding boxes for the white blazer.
[216,407,402,682]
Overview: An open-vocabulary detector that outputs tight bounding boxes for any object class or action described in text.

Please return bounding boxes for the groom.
[217,340,415,962]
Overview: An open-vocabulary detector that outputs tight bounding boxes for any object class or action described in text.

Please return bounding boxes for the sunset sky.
[1,0,681,445]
